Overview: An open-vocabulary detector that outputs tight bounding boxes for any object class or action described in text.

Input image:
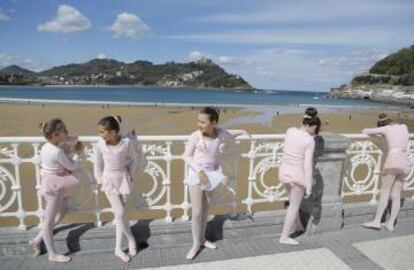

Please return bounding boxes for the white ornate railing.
[342,134,414,203]
[0,133,413,229]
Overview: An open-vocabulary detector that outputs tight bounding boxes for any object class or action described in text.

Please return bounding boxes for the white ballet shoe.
[382,222,394,232]
[186,246,200,260]
[279,237,300,245]
[115,250,131,263]
[201,240,217,249]
[28,240,41,257]
[48,254,71,263]
[362,221,381,230]
[128,242,137,257]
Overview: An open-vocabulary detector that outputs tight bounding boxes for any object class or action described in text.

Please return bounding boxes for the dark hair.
[302,107,321,134]
[377,113,393,127]
[39,118,67,139]
[98,115,122,132]
[199,106,221,123]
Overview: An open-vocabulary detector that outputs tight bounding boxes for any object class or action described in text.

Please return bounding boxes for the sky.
[0,0,413,91]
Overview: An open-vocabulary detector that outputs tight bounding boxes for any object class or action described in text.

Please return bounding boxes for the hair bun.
[305,107,318,118]
[378,113,388,120]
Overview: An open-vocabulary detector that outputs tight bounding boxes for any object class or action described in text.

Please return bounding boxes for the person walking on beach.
[94,116,146,263]
[278,107,321,245]
[184,106,248,260]
[29,119,83,262]
[362,113,411,231]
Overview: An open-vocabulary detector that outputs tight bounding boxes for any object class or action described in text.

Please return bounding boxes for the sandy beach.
[0,102,413,136]
[0,102,413,227]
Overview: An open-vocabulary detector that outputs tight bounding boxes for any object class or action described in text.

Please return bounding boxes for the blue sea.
[0,86,393,108]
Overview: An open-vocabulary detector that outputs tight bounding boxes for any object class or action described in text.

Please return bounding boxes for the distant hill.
[370,45,414,75]
[352,45,414,86]
[0,65,36,76]
[0,58,254,90]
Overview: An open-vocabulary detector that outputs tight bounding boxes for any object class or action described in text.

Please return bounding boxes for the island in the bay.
[330,45,414,105]
[0,58,254,91]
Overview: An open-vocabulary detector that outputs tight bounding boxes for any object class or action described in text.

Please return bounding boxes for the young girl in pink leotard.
[279,107,321,245]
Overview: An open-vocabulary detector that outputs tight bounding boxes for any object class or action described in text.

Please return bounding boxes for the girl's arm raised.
[228,129,250,139]
[362,126,387,136]
[56,149,78,172]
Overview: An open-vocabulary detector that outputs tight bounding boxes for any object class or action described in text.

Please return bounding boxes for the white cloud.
[97,53,107,59]
[0,7,10,21]
[37,5,91,34]
[0,53,51,72]
[197,0,414,25]
[189,47,394,91]
[188,51,211,62]
[106,12,150,39]
[218,56,240,65]
[167,26,414,47]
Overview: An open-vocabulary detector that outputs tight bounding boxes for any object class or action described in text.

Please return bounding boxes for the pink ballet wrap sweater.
[39,142,80,196]
[278,127,315,192]
[184,128,234,186]
[94,137,141,195]
[362,124,411,176]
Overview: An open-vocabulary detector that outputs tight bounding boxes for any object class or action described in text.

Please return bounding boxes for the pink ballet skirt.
[100,170,132,195]
[40,171,80,196]
[383,148,411,176]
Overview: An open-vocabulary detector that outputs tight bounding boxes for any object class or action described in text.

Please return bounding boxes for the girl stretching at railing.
[29,119,83,262]
[362,113,411,231]
[184,106,248,260]
[94,115,146,263]
[278,107,320,245]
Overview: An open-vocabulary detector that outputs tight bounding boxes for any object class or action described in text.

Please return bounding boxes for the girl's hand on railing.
[242,130,252,139]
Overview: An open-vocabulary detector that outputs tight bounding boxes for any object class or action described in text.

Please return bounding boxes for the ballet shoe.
[48,254,71,263]
[382,222,394,232]
[362,221,381,230]
[115,250,131,263]
[279,237,300,245]
[201,240,217,249]
[186,246,200,260]
[29,240,41,257]
[129,242,137,256]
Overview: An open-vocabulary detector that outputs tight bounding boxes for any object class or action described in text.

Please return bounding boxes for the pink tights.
[364,174,404,231]
[280,183,305,244]
[31,193,68,256]
[106,194,136,253]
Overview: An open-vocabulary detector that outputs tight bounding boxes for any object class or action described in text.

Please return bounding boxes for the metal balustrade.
[0,134,413,230]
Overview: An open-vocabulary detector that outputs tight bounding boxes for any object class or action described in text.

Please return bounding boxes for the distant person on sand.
[362,113,411,232]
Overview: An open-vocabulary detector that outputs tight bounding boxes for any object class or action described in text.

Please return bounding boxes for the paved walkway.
[1,218,413,270]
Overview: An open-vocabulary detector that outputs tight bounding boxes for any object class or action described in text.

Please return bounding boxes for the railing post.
[10,143,26,230]
[32,142,44,229]
[302,133,351,234]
